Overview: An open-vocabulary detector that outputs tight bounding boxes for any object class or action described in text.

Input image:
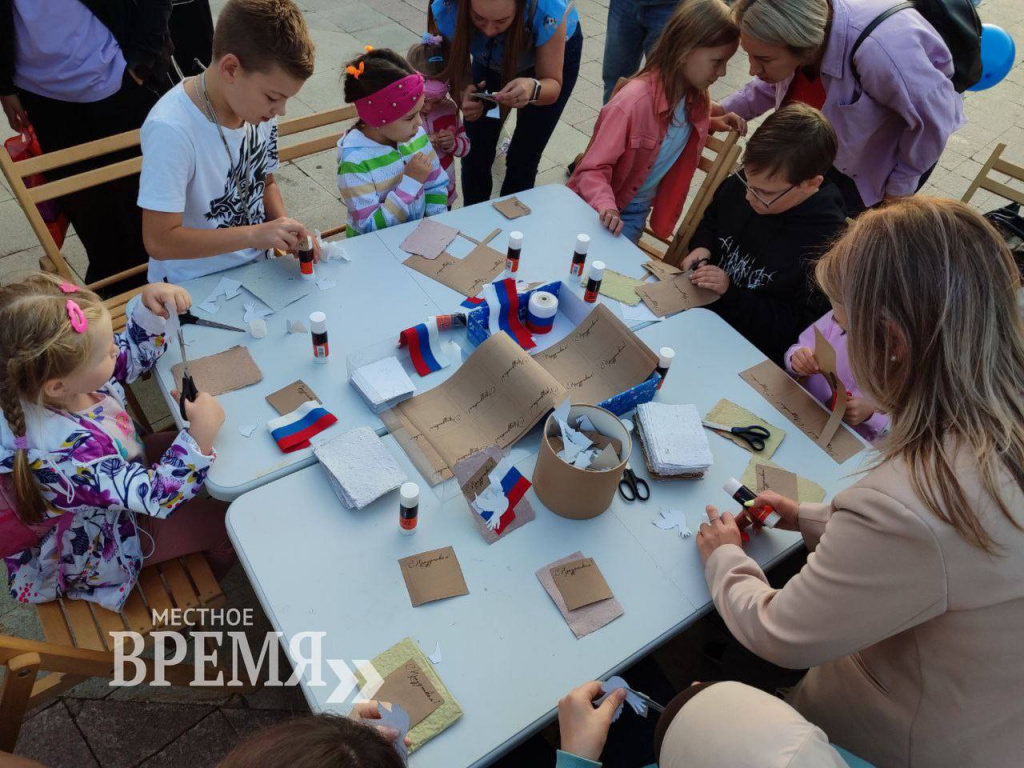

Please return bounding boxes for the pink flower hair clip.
[66,300,88,333]
[59,281,79,294]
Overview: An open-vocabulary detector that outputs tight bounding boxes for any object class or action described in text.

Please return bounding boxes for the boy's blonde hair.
[816,197,1024,554]
[0,274,107,523]
[213,0,315,81]
[639,0,739,115]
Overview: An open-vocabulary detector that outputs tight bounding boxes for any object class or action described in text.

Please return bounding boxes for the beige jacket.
[705,453,1024,768]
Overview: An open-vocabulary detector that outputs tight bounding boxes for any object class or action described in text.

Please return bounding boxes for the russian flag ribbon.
[477,464,531,535]
[398,318,451,377]
[460,296,485,309]
[483,278,535,350]
[267,400,338,453]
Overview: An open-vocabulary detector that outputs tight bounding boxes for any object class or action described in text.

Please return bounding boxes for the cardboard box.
[533,405,632,520]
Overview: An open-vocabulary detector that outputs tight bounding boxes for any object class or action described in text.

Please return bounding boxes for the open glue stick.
[723,477,780,529]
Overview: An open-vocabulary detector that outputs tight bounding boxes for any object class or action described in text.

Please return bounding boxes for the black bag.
[984,203,1024,277]
[849,0,982,93]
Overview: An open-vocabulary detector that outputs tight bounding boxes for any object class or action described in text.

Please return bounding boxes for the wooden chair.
[962,143,1024,208]
[637,130,742,267]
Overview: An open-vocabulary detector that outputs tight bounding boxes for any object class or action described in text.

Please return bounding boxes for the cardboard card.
[453,445,536,543]
[403,242,506,297]
[599,269,645,306]
[635,274,719,317]
[740,360,864,463]
[400,219,460,261]
[266,379,321,415]
[813,327,848,449]
[742,456,826,504]
[641,260,682,281]
[756,464,799,501]
[550,557,614,611]
[398,546,469,607]
[704,398,786,460]
[537,552,624,638]
[171,345,262,397]
[492,196,531,219]
[372,659,445,729]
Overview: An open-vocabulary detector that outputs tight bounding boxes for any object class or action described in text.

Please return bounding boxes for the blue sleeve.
[533,0,577,47]
[555,751,601,768]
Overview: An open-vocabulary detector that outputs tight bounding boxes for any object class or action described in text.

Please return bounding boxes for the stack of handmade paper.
[313,427,408,509]
[635,402,713,478]
[351,357,417,414]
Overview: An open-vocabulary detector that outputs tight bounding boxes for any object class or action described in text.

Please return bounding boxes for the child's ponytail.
[0,382,45,524]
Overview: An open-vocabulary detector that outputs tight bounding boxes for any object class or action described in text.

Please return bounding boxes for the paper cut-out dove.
[365,701,410,760]
[653,508,692,538]
[243,301,273,324]
[596,676,649,722]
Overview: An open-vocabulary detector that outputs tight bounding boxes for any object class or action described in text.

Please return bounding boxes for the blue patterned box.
[466,279,660,416]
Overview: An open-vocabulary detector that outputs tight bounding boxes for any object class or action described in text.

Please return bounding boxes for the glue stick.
[505,231,523,275]
[723,477,781,529]
[310,311,329,364]
[584,260,605,303]
[655,347,675,390]
[298,236,315,280]
[569,234,589,278]
[434,313,467,331]
[399,482,419,534]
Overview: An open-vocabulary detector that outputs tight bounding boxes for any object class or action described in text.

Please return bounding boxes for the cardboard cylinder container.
[533,404,632,520]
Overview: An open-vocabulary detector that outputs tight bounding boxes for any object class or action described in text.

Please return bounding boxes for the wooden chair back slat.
[36,603,73,647]
[160,559,200,611]
[962,144,1024,207]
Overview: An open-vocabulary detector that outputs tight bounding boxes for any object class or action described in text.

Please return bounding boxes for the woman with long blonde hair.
[696,197,1024,767]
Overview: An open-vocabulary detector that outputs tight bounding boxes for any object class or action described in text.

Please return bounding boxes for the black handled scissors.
[619,462,650,502]
[702,421,771,452]
[176,326,198,421]
[178,310,245,333]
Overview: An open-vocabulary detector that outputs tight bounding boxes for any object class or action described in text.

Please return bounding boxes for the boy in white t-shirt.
[139,0,319,283]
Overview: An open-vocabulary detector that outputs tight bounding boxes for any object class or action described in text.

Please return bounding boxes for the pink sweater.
[784,311,889,442]
[423,99,470,206]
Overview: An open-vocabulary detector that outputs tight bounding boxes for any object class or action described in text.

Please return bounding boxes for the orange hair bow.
[365,45,374,52]
[346,61,365,79]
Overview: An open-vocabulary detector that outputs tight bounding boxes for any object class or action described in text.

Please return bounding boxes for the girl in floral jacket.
[0,274,233,612]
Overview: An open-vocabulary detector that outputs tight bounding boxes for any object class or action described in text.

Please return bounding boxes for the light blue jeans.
[602,0,679,103]
[620,195,653,243]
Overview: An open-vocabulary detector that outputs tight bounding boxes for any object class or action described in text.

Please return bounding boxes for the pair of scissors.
[702,421,771,452]
[176,326,199,421]
[619,463,651,502]
[178,310,245,333]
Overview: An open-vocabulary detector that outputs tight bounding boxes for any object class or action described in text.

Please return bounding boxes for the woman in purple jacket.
[720,0,965,216]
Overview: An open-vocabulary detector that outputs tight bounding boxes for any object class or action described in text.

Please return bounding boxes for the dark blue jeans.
[462,27,583,204]
[602,0,678,103]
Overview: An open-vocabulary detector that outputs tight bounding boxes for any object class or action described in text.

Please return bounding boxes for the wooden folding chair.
[637,130,742,267]
[962,143,1024,208]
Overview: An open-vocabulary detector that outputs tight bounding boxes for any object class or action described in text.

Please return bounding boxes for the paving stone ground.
[1,0,1022,764]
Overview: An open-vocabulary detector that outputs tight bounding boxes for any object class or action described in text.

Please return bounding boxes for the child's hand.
[690,264,730,295]
[142,282,191,318]
[405,153,433,184]
[349,700,413,747]
[558,682,625,761]
[461,82,486,122]
[173,390,224,455]
[600,209,624,236]
[790,347,819,376]
[250,217,304,252]
[681,247,712,272]
[709,112,747,136]
[435,128,456,152]
[843,396,875,427]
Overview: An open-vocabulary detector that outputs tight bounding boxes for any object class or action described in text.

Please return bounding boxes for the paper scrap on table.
[599,269,646,306]
[403,241,505,297]
[197,300,221,315]
[641,260,682,281]
[398,546,469,607]
[741,456,826,504]
[234,259,311,311]
[243,301,273,324]
[635,274,719,317]
[355,637,462,754]
[550,557,614,612]
[373,659,444,729]
[171,346,262,397]
[492,196,531,219]
[428,641,442,665]
[287,319,307,334]
[740,360,864,463]
[316,277,337,291]
[537,552,624,639]
[203,277,242,303]
[596,676,649,722]
[652,508,692,538]
[266,380,320,416]
[621,301,665,325]
[239,423,258,438]
[400,219,460,261]
[368,702,410,760]
[454,446,536,543]
[704,398,785,460]
[757,464,799,502]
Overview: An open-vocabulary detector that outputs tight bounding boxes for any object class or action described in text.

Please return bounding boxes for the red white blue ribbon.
[460,296,485,309]
[483,278,535,350]
[398,317,450,376]
[267,400,338,453]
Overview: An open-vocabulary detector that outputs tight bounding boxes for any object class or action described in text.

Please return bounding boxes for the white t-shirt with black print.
[138,82,280,283]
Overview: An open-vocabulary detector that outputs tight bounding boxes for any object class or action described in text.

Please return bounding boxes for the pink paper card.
[400,220,460,261]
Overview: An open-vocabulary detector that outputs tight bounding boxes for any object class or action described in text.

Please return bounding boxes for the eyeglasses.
[736,167,796,210]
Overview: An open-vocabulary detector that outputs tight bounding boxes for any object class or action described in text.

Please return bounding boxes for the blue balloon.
[969,23,1016,92]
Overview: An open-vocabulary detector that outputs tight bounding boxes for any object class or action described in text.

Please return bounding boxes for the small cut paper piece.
[652,508,692,538]
[641,260,682,281]
[316,277,337,291]
[243,301,273,324]
[171,346,262,397]
[492,196,531,219]
[400,219,460,261]
[239,423,258,438]
[596,676,649,722]
[428,641,442,665]
[287,319,307,334]
[197,300,221,315]
[398,546,470,607]
[266,380,321,416]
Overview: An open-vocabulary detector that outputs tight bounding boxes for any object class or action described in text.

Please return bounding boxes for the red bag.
[4,126,70,248]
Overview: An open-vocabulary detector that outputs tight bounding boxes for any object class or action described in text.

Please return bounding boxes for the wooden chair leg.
[0,653,41,753]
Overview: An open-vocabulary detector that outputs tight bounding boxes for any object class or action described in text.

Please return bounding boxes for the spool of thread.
[526,291,558,334]
[248,317,267,338]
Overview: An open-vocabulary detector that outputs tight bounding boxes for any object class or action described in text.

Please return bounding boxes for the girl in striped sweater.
[337,48,449,236]
[408,35,471,208]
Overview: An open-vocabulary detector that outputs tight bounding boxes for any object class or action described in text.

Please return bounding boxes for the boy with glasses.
[681,104,846,364]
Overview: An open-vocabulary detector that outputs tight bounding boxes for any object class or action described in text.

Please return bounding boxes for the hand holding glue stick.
[698,484,802,564]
